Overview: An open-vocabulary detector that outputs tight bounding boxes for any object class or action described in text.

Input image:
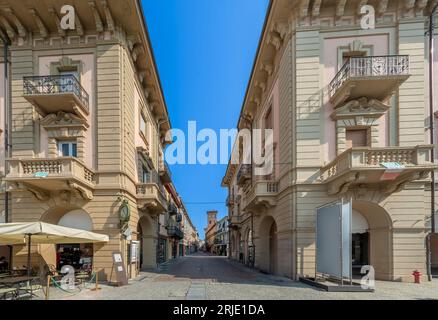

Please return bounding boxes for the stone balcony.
[136,182,168,214]
[159,160,172,184]
[328,55,410,108]
[320,146,437,195]
[23,75,90,120]
[5,157,95,201]
[242,180,279,211]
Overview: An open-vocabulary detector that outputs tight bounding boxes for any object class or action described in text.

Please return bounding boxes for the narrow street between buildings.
[39,253,438,301]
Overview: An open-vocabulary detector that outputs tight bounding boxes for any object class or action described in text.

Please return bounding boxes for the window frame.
[58,140,78,157]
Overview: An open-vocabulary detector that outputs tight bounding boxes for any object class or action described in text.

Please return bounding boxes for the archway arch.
[258,216,278,275]
[352,201,393,280]
[137,214,156,270]
[39,207,95,271]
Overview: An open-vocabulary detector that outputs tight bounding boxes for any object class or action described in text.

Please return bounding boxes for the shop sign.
[380,162,405,181]
[112,251,128,286]
[130,241,140,263]
[35,172,49,178]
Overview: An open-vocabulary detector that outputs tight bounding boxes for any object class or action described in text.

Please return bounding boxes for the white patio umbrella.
[0,222,109,278]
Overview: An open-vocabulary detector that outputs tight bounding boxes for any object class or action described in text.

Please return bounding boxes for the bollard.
[46,275,50,300]
[413,270,421,284]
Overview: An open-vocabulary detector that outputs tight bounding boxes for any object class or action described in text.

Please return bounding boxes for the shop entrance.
[157,238,167,264]
[352,209,370,277]
[352,233,369,276]
[56,243,93,271]
[172,241,177,259]
[431,234,438,277]
[0,246,11,273]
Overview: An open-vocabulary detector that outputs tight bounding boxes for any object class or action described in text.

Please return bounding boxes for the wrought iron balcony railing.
[168,202,178,216]
[23,75,90,112]
[167,226,184,239]
[236,164,252,186]
[328,55,410,104]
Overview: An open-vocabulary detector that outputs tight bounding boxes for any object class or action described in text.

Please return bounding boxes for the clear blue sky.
[141,0,269,238]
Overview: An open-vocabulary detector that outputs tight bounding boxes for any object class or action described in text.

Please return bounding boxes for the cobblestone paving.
[39,253,438,300]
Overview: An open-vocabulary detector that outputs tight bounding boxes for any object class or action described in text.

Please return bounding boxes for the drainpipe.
[427,3,438,282]
[251,213,255,268]
[1,33,11,271]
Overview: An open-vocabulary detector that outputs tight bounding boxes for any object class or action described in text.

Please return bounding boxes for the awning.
[0,222,109,245]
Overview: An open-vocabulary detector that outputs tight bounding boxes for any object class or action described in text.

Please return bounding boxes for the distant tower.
[207,210,218,227]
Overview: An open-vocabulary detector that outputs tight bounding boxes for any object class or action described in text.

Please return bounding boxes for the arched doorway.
[137,215,156,269]
[258,216,278,275]
[353,201,393,280]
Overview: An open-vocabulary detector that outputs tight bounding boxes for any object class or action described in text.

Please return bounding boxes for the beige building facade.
[181,205,200,255]
[0,0,190,282]
[223,0,438,282]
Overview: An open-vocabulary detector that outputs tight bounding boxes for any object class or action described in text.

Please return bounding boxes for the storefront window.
[56,244,93,272]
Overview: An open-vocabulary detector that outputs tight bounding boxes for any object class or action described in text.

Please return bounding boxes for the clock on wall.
[119,200,131,223]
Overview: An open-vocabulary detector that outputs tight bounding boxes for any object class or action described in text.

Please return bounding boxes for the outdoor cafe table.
[0,276,37,287]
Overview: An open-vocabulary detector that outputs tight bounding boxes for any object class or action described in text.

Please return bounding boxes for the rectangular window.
[140,112,150,144]
[346,129,369,149]
[141,166,150,183]
[58,141,78,157]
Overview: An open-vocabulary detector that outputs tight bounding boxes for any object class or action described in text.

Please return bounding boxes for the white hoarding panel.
[316,201,351,279]
[341,201,352,278]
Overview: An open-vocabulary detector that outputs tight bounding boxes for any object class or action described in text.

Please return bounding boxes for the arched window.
[58,209,93,231]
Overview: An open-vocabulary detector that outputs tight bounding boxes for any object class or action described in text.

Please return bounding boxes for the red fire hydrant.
[412,270,421,284]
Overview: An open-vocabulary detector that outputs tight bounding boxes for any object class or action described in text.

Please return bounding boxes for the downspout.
[427,3,438,282]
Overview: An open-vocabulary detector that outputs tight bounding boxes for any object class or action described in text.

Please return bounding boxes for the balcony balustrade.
[241,180,279,211]
[320,146,437,195]
[136,178,168,213]
[6,157,95,200]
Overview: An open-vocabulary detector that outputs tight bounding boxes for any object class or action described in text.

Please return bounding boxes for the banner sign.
[380,162,405,181]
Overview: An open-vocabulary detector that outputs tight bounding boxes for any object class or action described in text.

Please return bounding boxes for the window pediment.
[331,97,390,121]
[41,111,88,130]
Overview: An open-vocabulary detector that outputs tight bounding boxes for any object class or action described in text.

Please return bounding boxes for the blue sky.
[141,0,269,238]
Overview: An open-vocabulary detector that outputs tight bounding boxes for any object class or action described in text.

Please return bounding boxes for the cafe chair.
[0,285,18,300]
[19,278,43,300]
